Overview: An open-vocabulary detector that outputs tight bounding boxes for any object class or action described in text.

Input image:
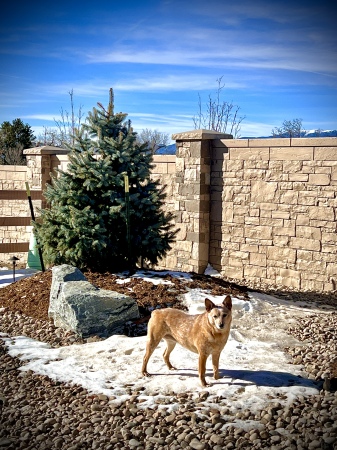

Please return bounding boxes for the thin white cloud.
[83,27,337,76]
[37,74,245,100]
[22,114,58,122]
[114,75,245,92]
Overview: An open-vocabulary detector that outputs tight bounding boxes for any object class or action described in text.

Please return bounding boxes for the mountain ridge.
[157,130,337,154]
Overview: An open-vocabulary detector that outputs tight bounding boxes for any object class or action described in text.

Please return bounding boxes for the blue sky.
[1,0,336,141]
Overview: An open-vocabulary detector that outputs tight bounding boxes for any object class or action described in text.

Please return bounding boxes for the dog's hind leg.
[141,331,162,377]
[163,338,177,371]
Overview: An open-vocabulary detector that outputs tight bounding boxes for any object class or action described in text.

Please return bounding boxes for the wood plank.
[0,217,32,226]
[0,243,29,253]
[0,190,43,200]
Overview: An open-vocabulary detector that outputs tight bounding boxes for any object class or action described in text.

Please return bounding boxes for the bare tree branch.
[193,77,245,138]
[136,129,170,154]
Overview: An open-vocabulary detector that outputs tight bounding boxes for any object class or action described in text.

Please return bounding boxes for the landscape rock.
[49,265,139,337]
[49,264,86,319]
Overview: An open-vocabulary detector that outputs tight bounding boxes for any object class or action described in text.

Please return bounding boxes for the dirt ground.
[0,269,249,325]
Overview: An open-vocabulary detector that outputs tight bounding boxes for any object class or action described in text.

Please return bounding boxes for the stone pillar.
[172,129,232,274]
[24,146,69,208]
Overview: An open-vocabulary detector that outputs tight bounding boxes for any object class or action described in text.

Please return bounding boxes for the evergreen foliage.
[35,89,177,272]
[0,118,35,165]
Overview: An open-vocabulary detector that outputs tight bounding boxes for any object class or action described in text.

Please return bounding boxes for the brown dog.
[141,295,232,387]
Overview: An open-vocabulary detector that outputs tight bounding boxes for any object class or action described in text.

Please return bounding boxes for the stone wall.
[173,130,337,292]
[0,149,176,266]
[2,134,336,293]
[0,165,30,262]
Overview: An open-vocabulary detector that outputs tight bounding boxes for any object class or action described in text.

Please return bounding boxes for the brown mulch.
[0,269,249,323]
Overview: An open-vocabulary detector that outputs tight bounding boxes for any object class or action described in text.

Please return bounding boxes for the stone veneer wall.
[0,149,176,265]
[2,134,336,292]
[173,130,337,292]
[0,165,30,262]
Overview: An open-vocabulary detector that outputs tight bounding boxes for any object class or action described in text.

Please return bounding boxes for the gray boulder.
[49,265,139,338]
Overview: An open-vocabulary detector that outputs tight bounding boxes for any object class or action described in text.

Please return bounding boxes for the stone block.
[296,226,321,240]
[301,279,325,291]
[223,266,244,279]
[276,269,301,289]
[297,250,313,261]
[251,138,291,147]
[290,237,321,252]
[267,246,296,264]
[217,138,248,148]
[280,191,298,205]
[309,206,335,221]
[229,147,269,160]
[327,263,337,277]
[314,147,337,160]
[175,223,187,240]
[164,255,177,270]
[184,199,200,212]
[270,147,313,161]
[321,241,337,254]
[176,157,185,172]
[308,174,330,185]
[244,266,266,278]
[175,240,193,252]
[283,161,303,173]
[293,137,337,146]
[331,167,337,181]
[172,129,232,141]
[184,168,198,181]
[250,253,266,267]
[272,211,290,219]
[297,192,316,206]
[226,160,244,171]
[296,260,326,275]
[322,232,337,244]
[288,174,308,182]
[49,265,139,338]
[251,181,277,202]
[295,214,309,226]
[245,225,273,240]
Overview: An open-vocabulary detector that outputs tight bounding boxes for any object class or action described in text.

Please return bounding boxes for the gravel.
[1,276,337,449]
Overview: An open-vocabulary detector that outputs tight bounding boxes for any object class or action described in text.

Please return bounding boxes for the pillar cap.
[172,129,233,141]
[23,146,70,155]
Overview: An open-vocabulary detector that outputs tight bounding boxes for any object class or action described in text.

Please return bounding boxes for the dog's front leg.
[198,354,209,387]
[212,352,221,380]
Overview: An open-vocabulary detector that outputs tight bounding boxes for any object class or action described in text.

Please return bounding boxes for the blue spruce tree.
[35,89,176,272]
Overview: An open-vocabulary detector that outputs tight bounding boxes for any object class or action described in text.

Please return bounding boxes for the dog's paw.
[142,371,152,378]
[169,366,177,371]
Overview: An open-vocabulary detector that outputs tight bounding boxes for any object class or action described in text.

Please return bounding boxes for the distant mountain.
[302,130,337,138]
[242,130,337,139]
[155,130,337,154]
[155,143,176,155]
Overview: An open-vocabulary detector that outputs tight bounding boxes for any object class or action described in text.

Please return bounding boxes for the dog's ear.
[205,298,216,312]
[223,295,232,310]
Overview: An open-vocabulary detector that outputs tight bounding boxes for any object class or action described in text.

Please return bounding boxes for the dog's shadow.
[218,368,320,389]
[154,367,320,389]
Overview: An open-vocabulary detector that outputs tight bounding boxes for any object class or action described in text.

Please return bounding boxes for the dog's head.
[205,295,232,331]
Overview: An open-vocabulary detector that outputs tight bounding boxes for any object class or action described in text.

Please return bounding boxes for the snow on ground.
[0,268,38,287]
[0,267,323,425]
